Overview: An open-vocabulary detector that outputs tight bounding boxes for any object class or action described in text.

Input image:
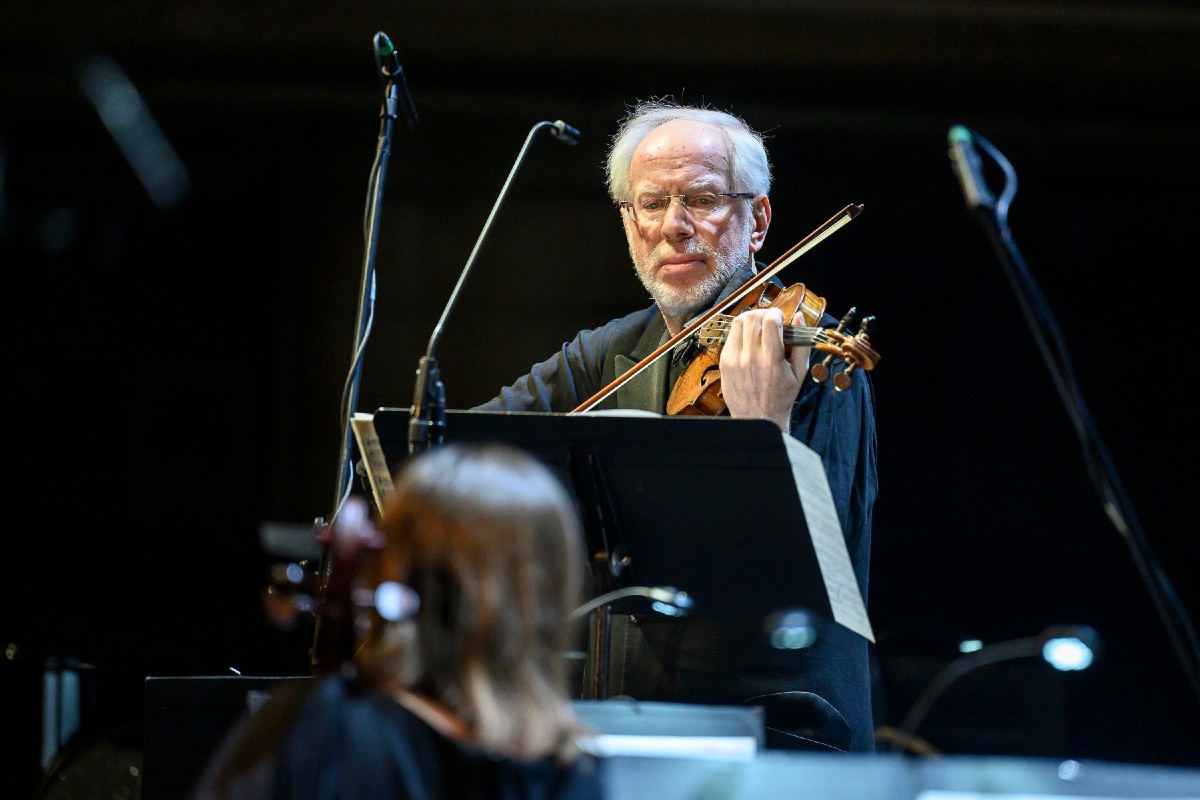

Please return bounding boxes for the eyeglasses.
[620,191,755,224]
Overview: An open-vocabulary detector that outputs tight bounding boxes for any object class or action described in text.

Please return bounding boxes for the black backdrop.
[3,1,1198,792]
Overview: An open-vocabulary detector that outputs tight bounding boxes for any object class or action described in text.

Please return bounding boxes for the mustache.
[656,241,718,261]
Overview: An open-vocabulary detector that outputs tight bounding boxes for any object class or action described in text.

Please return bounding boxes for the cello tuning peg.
[836,307,857,331]
[858,315,875,336]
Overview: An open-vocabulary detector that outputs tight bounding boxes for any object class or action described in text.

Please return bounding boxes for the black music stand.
[369,408,863,697]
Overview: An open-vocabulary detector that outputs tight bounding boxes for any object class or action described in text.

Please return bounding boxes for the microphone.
[947,124,994,211]
[375,32,419,130]
[550,119,581,145]
[407,119,581,454]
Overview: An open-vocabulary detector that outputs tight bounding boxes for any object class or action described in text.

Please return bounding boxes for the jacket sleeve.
[474,311,653,414]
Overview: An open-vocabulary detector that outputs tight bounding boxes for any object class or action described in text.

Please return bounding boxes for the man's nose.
[659,197,695,237]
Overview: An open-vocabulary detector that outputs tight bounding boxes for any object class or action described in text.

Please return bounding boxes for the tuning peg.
[832,313,880,392]
[811,357,832,384]
[812,307,856,384]
[833,364,857,392]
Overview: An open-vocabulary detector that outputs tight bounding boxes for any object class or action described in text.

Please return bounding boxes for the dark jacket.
[190,675,606,800]
[476,262,879,753]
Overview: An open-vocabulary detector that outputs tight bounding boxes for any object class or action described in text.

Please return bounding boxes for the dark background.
[3,1,1198,794]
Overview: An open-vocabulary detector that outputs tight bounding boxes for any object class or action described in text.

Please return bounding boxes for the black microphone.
[407,119,581,454]
[375,32,419,130]
[550,119,581,145]
[947,124,994,211]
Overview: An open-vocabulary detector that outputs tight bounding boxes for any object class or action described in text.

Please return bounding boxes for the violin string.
[702,315,826,346]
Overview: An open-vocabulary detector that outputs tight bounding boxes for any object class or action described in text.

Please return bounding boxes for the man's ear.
[749,194,772,252]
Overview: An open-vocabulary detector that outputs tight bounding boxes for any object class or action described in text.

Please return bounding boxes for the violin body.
[666,282,827,416]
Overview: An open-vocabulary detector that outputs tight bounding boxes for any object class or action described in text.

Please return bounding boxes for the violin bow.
[571,202,864,413]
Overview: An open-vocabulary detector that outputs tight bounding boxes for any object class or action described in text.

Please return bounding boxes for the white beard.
[630,223,752,322]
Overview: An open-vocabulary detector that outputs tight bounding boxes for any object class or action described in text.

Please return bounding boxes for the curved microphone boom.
[407,119,582,454]
[946,124,1200,707]
[550,119,581,145]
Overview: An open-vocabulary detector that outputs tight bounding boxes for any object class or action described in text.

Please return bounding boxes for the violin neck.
[701,314,822,347]
[782,325,822,347]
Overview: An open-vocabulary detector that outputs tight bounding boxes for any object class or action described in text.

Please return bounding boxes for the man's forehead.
[636,119,727,156]
[630,122,731,187]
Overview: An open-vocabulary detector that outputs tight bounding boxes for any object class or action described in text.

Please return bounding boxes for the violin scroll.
[688,300,881,402]
[809,307,880,391]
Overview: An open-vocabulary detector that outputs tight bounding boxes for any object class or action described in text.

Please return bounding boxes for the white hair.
[605,98,773,204]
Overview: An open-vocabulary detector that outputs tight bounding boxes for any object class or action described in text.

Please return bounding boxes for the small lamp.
[882,624,1100,754]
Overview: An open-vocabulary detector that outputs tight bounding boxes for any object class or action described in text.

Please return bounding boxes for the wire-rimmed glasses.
[620,191,755,225]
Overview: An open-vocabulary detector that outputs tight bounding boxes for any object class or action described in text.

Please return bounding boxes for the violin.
[666,281,879,416]
[573,202,879,415]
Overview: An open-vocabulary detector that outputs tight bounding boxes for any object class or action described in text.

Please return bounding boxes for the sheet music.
[350,412,394,511]
[781,434,875,642]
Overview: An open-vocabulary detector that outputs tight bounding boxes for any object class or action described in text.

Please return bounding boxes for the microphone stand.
[311,33,418,668]
[407,119,580,454]
[948,125,1200,706]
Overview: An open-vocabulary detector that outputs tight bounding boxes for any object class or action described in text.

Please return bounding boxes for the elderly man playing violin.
[476,98,879,754]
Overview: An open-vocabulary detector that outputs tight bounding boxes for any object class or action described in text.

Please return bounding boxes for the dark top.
[190,675,606,800]
[475,262,879,753]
